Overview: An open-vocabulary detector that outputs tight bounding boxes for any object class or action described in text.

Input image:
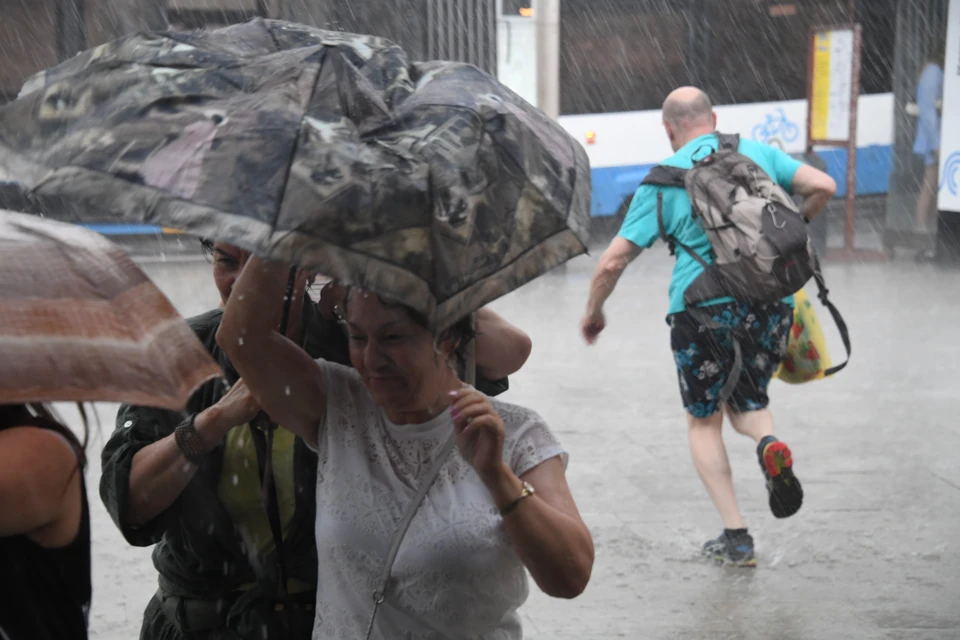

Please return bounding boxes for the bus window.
[705,0,849,105]
[560,0,692,115]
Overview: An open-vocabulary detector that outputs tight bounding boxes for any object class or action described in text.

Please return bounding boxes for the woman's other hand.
[450,389,506,481]
[198,379,261,446]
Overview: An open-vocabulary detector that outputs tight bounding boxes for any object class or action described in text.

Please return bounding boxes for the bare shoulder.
[0,426,78,468]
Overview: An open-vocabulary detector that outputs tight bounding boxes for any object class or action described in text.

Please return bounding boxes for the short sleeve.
[494,401,568,477]
[768,147,804,192]
[311,359,370,453]
[617,184,662,249]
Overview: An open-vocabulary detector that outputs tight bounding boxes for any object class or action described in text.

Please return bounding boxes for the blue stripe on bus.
[588,144,892,217]
[81,224,165,235]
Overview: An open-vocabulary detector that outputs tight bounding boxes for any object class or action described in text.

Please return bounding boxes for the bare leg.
[687,411,745,530]
[725,406,775,444]
[915,163,939,232]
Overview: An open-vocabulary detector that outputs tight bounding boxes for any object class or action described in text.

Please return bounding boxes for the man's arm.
[790,164,837,222]
[581,236,643,344]
[474,308,532,380]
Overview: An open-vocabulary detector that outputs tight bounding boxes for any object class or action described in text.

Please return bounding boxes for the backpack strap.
[641,165,687,188]
[642,166,688,254]
[715,132,740,151]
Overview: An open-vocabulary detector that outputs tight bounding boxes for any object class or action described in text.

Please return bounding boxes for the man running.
[580,87,836,566]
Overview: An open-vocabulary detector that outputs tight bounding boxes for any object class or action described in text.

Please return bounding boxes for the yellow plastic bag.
[775,289,833,384]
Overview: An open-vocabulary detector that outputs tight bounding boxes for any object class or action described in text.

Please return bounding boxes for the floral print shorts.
[668,301,793,418]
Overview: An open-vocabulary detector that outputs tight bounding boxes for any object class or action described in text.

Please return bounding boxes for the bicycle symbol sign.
[752,108,800,144]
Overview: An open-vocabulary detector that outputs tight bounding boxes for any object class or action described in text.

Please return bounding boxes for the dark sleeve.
[99,402,186,546]
[476,376,509,397]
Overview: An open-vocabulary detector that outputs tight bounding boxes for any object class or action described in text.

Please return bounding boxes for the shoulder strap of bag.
[715,132,740,151]
[641,164,687,188]
[365,431,458,640]
[642,166,686,254]
[810,268,851,376]
[249,423,288,596]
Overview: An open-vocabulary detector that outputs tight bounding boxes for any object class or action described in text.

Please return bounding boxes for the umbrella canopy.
[0,19,590,330]
[0,210,222,409]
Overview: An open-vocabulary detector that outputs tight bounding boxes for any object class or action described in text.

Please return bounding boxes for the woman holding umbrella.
[100,240,532,640]
[217,256,594,638]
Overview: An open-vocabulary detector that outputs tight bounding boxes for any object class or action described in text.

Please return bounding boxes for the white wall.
[558,93,895,169]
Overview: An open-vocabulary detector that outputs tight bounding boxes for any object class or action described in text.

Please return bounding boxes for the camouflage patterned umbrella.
[0,19,590,330]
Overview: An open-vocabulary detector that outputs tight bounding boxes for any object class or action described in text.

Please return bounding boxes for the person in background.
[580,87,836,567]
[0,403,91,640]
[100,241,533,640]
[913,44,945,234]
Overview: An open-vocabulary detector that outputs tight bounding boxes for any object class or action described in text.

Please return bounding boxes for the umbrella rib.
[267,54,328,247]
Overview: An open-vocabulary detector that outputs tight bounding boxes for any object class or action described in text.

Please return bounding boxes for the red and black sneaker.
[757,436,803,518]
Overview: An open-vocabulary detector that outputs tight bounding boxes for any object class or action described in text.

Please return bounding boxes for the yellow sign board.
[810,29,854,142]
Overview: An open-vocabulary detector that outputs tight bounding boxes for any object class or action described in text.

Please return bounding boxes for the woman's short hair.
[338,287,477,370]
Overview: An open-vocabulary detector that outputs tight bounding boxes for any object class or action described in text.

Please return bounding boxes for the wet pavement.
[79,250,960,640]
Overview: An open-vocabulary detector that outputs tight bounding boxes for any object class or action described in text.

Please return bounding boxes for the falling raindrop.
[238,337,244,346]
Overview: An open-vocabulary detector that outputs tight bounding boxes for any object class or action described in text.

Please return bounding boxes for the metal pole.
[467,0,476,66]
[488,0,497,74]
[457,0,465,63]
[445,0,454,60]
[56,0,86,62]
[806,27,816,156]
[534,0,560,119]
[845,24,862,252]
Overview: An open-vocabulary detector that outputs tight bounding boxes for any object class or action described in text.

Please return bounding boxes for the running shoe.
[758,436,803,518]
[702,531,756,567]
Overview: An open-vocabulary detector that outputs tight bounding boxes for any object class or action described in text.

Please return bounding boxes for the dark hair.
[199,238,215,263]
[0,403,88,470]
[339,287,477,371]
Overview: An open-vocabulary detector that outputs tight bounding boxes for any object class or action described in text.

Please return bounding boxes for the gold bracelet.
[499,481,535,517]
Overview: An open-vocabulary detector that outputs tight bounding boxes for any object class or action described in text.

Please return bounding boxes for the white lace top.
[309,361,567,640]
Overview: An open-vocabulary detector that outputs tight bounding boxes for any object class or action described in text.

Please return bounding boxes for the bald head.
[662,87,715,150]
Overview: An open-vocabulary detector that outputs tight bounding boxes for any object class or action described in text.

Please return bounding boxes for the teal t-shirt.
[618,133,804,314]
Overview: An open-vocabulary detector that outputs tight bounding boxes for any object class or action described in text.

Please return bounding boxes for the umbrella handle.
[278,266,298,339]
[464,313,477,387]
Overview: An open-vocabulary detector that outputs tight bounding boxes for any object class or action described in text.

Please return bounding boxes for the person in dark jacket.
[100,242,532,640]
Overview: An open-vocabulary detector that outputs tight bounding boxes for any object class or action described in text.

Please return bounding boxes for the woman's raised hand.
[450,389,506,481]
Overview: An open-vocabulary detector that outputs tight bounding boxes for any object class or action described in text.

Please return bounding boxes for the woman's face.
[345,292,453,413]
[211,243,250,305]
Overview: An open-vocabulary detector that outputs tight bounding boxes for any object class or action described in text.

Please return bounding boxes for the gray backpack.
[642,133,849,397]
